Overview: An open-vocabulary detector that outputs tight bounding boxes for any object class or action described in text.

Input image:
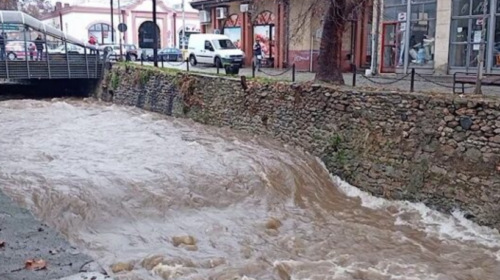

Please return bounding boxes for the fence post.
[410,68,415,92]
[186,58,189,72]
[161,59,164,68]
[141,56,143,66]
[352,64,357,87]
[292,64,296,82]
[216,63,219,74]
[252,62,255,78]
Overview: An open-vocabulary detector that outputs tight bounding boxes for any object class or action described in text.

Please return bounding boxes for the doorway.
[138,21,160,49]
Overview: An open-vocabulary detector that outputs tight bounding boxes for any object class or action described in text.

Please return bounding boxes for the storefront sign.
[0,24,21,31]
[398,12,406,21]
[473,30,482,50]
[399,22,406,31]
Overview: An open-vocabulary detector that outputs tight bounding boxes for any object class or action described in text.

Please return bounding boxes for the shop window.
[223,14,242,49]
[381,0,436,72]
[407,1,436,68]
[253,11,276,67]
[450,0,489,71]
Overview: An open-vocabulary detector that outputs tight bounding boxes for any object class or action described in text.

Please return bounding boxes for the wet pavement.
[138,61,500,96]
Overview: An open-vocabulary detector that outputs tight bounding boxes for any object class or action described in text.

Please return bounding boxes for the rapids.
[0,99,499,280]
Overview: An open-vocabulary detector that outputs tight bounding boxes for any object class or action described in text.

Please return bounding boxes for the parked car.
[149,48,182,62]
[124,44,139,61]
[187,34,245,68]
[100,44,126,61]
[4,41,37,60]
[48,44,85,55]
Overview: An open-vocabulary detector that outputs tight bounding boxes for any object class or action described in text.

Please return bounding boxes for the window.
[212,39,236,50]
[204,40,213,51]
[407,0,437,68]
[88,23,115,45]
[450,0,489,70]
[382,0,437,72]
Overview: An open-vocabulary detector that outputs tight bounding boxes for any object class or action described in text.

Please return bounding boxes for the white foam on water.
[273,258,441,280]
[331,175,500,253]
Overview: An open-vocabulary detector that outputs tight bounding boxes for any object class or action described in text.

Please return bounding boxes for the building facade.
[190,0,373,72]
[40,0,200,50]
[375,0,500,75]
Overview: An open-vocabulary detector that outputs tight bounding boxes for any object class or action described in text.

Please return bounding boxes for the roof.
[190,0,241,9]
[190,33,229,39]
[0,10,90,48]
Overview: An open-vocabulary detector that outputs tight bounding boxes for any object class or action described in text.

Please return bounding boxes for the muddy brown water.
[1,99,500,280]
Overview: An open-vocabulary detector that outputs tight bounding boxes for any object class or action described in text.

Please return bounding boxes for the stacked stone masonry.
[99,65,500,229]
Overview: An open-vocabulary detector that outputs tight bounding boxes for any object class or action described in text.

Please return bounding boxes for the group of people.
[0,33,45,61]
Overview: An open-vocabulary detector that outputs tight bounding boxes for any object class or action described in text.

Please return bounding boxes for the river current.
[1,99,500,280]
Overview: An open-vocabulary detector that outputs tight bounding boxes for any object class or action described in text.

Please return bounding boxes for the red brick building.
[190,0,373,72]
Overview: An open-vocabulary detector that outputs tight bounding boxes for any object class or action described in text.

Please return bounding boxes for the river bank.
[1,98,500,279]
[99,64,500,229]
[0,189,106,280]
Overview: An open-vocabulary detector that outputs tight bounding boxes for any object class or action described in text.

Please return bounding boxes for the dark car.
[124,44,139,61]
[157,48,183,61]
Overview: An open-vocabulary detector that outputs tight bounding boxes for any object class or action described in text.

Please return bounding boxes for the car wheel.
[214,57,223,68]
[130,54,137,61]
[7,52,16,61]
[189,55,197,66]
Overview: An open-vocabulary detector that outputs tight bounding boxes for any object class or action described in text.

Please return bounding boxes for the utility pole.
[474,0,488,95]
[110,0,115,44]
[59,12,63,31]
[118,0,123,60]
[152,0,158,67]
[182,0,186,50]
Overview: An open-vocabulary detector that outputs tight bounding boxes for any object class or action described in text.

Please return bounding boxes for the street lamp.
[110,0,115,44]
[152,0,158,67]
[182,0,185,49]
[118,0,123,59]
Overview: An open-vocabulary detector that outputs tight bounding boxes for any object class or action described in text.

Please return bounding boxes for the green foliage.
[328,134,343,150]
[111,72,120,90]
[140,70,152,86]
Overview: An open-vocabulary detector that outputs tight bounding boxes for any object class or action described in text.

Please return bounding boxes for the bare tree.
[253,0,368,85]
[0,0,52,18]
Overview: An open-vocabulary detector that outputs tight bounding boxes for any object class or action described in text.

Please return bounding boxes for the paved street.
[137,60,500,96]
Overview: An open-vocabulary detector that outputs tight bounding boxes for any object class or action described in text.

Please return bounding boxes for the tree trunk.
[315,1,345,84]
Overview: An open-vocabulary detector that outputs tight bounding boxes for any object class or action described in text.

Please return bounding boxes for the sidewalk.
[138,61,500,96]
[0,190,106,280]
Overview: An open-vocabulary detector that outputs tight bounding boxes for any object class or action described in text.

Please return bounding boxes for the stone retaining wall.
[99,65,500,229]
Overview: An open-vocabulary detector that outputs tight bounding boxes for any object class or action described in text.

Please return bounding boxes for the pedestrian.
[34,35,44,61]
[88,36,96,54]
[0,33,5,61]
[28,43,35,61]
[253,39,262,72]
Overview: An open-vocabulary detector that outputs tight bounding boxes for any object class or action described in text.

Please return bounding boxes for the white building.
[40,0,200,50]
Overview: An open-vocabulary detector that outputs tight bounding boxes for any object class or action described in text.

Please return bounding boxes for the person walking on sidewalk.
[253,39,262,72]
[34,35,44,61]
[88,36,97,54]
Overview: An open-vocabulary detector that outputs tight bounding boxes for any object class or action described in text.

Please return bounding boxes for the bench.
[453,72,500,94]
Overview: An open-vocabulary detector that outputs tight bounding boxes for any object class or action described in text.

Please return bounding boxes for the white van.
[187,34,245,68]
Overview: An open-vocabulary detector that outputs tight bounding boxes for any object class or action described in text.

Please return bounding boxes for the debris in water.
[172,235,196,247]
[110,262,134,273]
[0,240,5,248]
[265,217,282,230]
[25,259,47,270]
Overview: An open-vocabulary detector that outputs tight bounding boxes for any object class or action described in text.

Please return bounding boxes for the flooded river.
[1,99,500,280]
